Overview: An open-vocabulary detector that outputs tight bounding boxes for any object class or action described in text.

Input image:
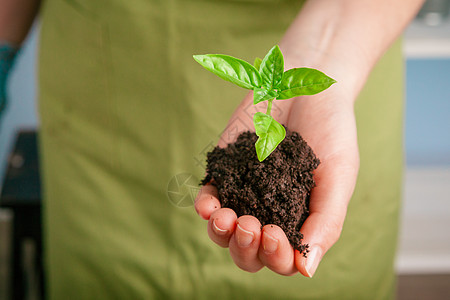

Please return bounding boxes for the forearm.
[0,0,40,46]
[280,0,424,101]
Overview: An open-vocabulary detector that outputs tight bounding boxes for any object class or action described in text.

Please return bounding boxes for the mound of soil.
[201,128,320,254]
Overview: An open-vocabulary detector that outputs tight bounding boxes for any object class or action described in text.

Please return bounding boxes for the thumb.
[295,155,359,277]
[295,211,345,278]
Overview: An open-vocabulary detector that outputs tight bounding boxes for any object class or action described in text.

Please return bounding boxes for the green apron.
[38,0,404,298]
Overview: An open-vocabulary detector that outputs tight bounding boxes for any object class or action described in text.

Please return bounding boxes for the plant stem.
[266,99,274,116]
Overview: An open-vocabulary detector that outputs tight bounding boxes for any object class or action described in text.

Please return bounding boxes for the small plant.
[194,45,336,161]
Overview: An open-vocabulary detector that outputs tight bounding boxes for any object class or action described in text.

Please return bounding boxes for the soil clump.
[201,128,320,254]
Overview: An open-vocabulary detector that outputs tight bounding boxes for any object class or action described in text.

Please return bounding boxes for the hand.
[195,85,359,277]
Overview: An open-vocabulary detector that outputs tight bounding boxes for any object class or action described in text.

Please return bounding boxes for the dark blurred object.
[0,130,44,300]
[398,274,450,299]
[417,0,450,26]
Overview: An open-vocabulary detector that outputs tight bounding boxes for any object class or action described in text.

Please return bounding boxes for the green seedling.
[193,45,336,162]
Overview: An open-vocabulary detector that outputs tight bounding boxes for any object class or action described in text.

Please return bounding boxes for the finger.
[295,154,359,278]
[195,184,221,220]
[228,215,264,273]
[295,212,340,278]
[258,225,297,276]
[207,208,237,248]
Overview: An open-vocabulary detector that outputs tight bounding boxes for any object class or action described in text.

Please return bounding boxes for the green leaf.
[254,57,262,70]
[277,68,336,100]
[193,54,262,90]
[259,45,284,89]
[253,112,286,162]
[253,87,278,105]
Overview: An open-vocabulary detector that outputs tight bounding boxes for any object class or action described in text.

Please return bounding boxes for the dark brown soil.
[201,128,320,255]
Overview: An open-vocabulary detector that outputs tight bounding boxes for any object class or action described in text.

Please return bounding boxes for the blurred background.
[399,0,450,277]
[1,0,449,299]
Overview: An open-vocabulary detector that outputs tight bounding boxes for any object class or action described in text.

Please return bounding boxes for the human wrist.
[280,43,369,106]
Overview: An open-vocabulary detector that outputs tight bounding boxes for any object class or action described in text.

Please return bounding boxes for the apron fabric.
[38,0,404,298]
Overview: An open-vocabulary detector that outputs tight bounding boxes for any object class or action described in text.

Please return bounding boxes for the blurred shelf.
[404,19,450,58]
[396,167,450,274]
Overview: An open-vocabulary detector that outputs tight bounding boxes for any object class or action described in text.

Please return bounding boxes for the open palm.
[195,85,359,277]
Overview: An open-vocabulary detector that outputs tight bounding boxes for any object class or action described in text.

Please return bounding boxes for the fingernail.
[236,223,254,247]
[212,219,228,235]
[262,231,278,254]
[305,247,322,278]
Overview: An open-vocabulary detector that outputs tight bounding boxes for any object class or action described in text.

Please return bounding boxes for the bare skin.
[0,0,40,46]
[196,0,425,278]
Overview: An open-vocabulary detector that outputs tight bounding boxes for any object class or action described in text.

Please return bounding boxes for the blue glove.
[0,43,19,116]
